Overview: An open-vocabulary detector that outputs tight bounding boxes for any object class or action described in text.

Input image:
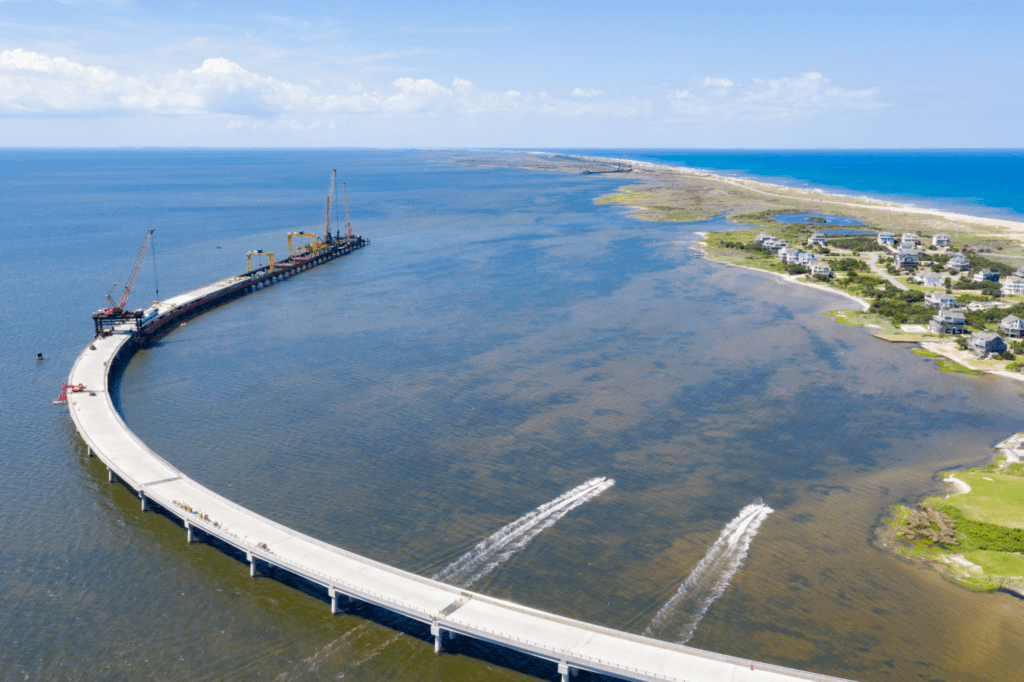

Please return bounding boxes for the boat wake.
[432,477,615,588]
[644,500,773,644]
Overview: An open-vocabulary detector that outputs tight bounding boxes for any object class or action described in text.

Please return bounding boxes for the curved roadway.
[67,276,855,682]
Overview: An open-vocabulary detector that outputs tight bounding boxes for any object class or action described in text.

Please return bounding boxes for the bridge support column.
[558,661,572,682]
[431,622,443,653]
[87,445,92,457]
[186,522,193,544]
[140,494,147,512]
[248,553,256,577]
[107,467,113,483]
[329,588,337,614]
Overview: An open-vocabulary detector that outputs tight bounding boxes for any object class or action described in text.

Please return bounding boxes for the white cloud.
[0,51,885,129]
[671,72,887,121]
[0,49,651,120]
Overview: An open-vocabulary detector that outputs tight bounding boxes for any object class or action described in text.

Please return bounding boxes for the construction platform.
[66,271,855,682]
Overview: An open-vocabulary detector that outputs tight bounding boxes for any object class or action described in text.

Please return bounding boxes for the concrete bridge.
[66,276,855,682]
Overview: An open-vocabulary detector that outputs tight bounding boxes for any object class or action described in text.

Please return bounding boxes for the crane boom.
[324,169,337,244]
[119,230,154,309]
[343,181,352,237]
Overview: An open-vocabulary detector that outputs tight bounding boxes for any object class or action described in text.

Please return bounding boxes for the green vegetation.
[962,550,1024,577]
[911,348,942,357]
[937,359,984,375]
[935,506,1024,551]
[889,461,1024,590]
[828,235,886,252]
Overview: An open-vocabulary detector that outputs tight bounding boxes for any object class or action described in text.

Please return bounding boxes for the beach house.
[925,292,957,309]
[777,246,800,262]
[785,249,804,265]
[1014,267,1024,278]
[807,232,828,247]
[932,233,952,247]
[913,271,945,287]
[754,232,772,245]
[895,251,920,269]
[999,315,1024,339]
[810,262,831,277]
[1003,277,1024,297]
[798,251,818,266]
[968,332,1007,357]
[973,268,1000,283]
[877,232,895,247]
[901,233,921,247]
[929,307,966,335]
[947,254,970,272]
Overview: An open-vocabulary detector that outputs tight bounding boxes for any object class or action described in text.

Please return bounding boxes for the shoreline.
[577,156,1024,594]
[534,151,1024,234]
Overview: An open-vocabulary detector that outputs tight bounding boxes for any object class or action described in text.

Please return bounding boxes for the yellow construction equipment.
[246,250,275,272]
[287,233,321,258]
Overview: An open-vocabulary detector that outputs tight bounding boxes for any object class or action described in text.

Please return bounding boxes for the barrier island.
[457,151,1024,593]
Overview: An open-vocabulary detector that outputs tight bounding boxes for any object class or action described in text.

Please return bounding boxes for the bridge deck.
[67,280,854,682]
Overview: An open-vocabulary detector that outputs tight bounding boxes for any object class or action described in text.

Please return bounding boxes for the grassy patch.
[962,550,1024,577]
[911,348,942,357]
[937,359,984,375]
[931,471,1024,529]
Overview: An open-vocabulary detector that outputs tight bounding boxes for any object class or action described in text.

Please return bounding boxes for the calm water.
[3,150,1024,682]
[770,213,866,227]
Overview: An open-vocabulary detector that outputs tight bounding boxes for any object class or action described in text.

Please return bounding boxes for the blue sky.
[0,1,1019,147]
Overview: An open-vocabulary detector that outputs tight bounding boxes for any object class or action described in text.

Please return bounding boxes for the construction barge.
[90,171,368,345]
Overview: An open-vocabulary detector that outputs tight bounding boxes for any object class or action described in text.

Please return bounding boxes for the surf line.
[432,477,615,588]
[644,500,774,644]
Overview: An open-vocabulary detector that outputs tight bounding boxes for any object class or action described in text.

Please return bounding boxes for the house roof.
[971,332,1002,342]
[1001,315,1024,325]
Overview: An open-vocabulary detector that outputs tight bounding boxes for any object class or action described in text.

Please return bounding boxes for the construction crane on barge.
[321,169,355,242]
[92,230,154,335]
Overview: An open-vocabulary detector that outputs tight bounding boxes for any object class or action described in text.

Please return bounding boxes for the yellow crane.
[287,232,321,258]
[246,250,275,273]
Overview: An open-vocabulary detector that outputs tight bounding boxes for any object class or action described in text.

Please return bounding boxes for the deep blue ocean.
[2,149,1023,682]
[553,149,1024,220]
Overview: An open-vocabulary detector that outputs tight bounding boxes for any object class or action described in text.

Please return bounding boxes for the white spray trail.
[433,477,615,588]
[644,500,774,644]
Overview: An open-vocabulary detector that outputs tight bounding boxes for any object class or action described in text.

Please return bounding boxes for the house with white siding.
[1003,277,1024,297]
[999,315,1024,339]
[925,292,957,308]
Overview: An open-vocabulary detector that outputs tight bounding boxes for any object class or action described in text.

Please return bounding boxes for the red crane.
[104,230,154,315]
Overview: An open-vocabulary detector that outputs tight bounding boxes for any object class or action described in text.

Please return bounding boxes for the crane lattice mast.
[324,169,337,244]
[343,182,352,237]
[106,230,154,313]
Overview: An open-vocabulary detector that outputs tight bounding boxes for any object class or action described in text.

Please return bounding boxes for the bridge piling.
[186,523,193,544]
[329,588,337,614]
[248,553,255,577]
[431,622,443,653]
[140,493,147,512]
[107,467,113,483]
